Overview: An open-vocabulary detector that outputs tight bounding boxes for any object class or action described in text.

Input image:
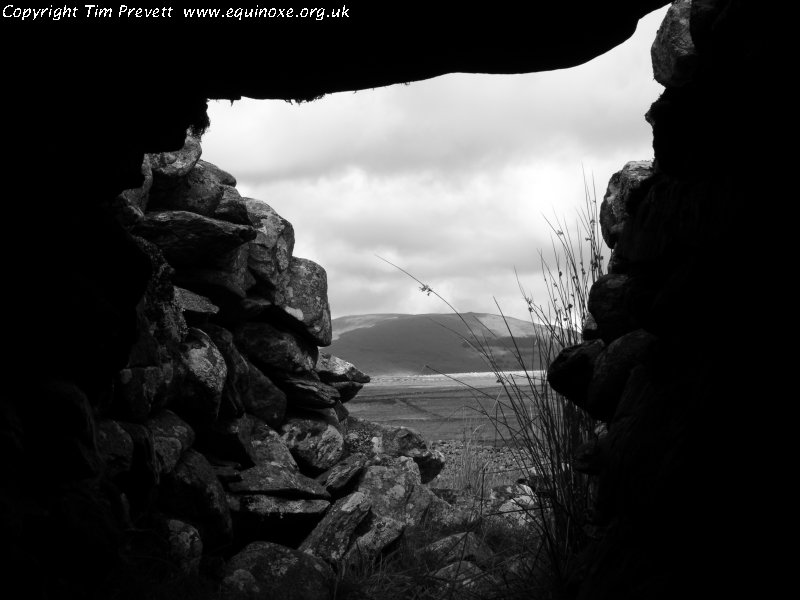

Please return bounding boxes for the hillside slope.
[327,313,549,376]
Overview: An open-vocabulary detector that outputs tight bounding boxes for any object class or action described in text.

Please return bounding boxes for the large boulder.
[276,258,333,346]
[546,340,605,407]
[316,353,371,384]
[586,329,660,421]
[275,374,340,410]
[221,541,334,600]
[344,417,445,483]
[214,184,251,225]
[651,0,696,87]
[164,518,203,576]
[127,237,187,362]
[133,210,256,269]
[251,421,299,471]
[234,321,318,375]
[228,494,331,547]
[316,452,369,497]
[175,328,227,424]
[174,287,219,320]
[342,514,405,568]
[176,244,254,302]
[112,155,153,225]
[245,198,295,288]
[599,161,654,249]
[145,409,195,476]
[226,462,331,499]
[280,414,345,473]
[200,324,247,420]
[159,449,233,551]
[149,132,202,186]
[587,274,648,343]
[299,491,372,564]
[356,456,435,527]
[149,159,226,216]
[241,360,287,429]
[196,414,257,468]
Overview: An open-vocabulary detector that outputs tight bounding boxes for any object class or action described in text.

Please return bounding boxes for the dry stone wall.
[548,2,770,598]
[91,136,455,595]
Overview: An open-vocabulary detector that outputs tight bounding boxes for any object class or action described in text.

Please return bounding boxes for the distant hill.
[326,313,551,376]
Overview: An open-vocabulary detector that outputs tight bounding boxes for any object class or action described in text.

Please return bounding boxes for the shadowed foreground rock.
[3,1,776,597]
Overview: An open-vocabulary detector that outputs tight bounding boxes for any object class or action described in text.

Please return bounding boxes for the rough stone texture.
[149,133,202,185]
[214,184,251,225]
[174,286,219,318]
[344,417,445,483]
[199,159,236,186]
[235,321,318,375]
[221,541,334,600]
[112,156,153,224]
[651,0,696,87]
[128,237,187,362]
[146,410,195,476]
[245,198,295,288]
[227,462,330,498]
[276,258,333,346]
[250,421,298,470]
[14,4,753,598]
[173,263,252,305]
[241,360,287,428]
[159,449,233,551]
[343,514,405,567]
[201,324,247,420]
[281,415,345,473]
[149,159,225,216]
[165,518,203,575]
[276,374,340,410]
[316,452,369,497]
[133,210,256,269]
[228,495,330,547]
[316,353,371,384]
[356,456,434,527]
[586,329,659,421]
[546,339,605,408]
[599,160,654,249]
[175,327,227,424]
[299,491,372,563]
[330,381,364,403]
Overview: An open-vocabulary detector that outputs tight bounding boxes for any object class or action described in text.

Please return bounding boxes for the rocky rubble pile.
[100,137,453,596]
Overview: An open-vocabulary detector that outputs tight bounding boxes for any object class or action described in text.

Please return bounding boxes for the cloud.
[201,7,667,321]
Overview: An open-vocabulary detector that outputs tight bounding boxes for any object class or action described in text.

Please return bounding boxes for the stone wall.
[19,136,461,597]
[548,2,772,597]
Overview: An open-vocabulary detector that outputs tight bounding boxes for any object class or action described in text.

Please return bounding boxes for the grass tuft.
[361,174,605,599]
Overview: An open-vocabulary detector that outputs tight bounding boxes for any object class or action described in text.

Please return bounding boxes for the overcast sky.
[202,6,667,322]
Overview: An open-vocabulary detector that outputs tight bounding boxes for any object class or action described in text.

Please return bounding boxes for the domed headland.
[2,2,774,598]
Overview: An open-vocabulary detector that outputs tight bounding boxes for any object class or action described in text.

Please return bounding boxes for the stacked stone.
[99,135,446,591]
[547,1,766,598]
